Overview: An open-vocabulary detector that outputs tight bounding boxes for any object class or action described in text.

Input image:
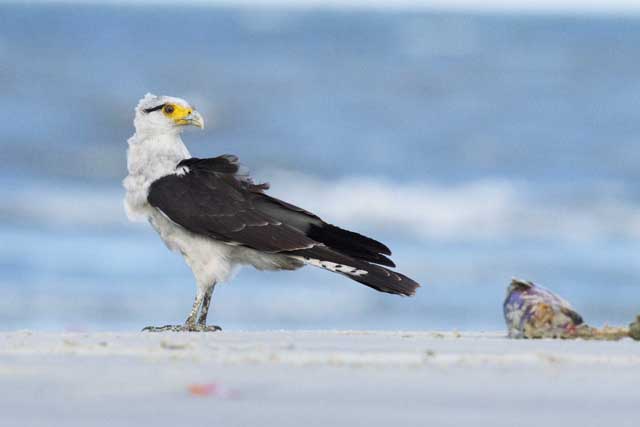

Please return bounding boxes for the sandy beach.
[1,330,639,426]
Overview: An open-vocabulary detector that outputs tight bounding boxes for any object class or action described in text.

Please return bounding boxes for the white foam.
[264,170,640,243]
[0,182,130,229]
[5,174,640,243]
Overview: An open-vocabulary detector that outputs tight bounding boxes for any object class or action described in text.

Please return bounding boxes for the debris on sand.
[504,278,639,341]
[187,382,237,398]
[629,316,640,340]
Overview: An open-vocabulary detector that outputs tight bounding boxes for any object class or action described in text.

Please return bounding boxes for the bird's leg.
[142,288,219,332]
[196,283,221,331]
[183,289,206,329]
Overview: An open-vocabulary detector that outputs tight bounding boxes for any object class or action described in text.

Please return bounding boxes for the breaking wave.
[265,171,640,242]
[3,172,640,243]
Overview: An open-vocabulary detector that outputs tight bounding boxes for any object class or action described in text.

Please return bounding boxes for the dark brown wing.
[148,155,419,296]
[148,156,318,253]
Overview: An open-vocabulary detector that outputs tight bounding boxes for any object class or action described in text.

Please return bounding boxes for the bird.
[123,93,420,332]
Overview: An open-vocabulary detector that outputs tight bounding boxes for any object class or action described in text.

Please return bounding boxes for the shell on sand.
[503,278,585,339]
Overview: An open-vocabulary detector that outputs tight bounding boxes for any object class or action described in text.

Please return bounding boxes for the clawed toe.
[142,325,184,332]
[142,324,222,333]
[143,285,221,333]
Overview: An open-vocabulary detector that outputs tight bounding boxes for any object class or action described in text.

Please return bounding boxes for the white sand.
[1,331,639,426]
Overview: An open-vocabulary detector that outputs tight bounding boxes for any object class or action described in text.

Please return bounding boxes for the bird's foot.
[142,324,222,333]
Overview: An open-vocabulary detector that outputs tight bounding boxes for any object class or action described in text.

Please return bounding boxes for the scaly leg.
[197,284,220,330]
[143,287,220,332]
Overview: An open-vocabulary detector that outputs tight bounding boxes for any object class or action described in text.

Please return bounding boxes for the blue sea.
[1,3,640,331]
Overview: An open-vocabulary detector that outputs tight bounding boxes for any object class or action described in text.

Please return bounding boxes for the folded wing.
[148,155,419,296]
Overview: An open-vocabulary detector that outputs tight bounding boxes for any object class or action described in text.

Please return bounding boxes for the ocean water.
[1,3,640,331]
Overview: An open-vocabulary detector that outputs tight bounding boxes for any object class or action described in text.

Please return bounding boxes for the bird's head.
[134,93,204,136]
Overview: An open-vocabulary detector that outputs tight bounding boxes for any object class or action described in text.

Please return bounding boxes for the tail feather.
[307,224,395,267]
[291,246,420,297]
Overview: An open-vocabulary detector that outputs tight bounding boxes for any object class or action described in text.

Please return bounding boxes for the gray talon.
[201,325,222,332]
[142,324,221,333]
[142,282,220,333]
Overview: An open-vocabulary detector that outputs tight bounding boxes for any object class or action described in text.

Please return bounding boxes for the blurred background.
[2,0,640,331]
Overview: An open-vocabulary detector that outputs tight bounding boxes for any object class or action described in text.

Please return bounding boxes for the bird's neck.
[126,132,191,179]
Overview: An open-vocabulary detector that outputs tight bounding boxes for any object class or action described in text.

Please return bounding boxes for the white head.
[133,93,204,137]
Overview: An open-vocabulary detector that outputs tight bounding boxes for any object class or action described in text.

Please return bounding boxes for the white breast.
[123,133,190,221]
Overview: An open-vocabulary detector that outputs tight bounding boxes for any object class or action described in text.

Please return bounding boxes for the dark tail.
[291,246,420,296]
[307,223,396,267]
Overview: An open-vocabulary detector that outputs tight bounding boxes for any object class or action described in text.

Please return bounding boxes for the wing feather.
[148,158,317,253]
[148,155,420,295]
[149,155,397,267]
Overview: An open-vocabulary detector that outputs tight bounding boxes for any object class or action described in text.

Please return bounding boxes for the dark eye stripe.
[143,103,166,114]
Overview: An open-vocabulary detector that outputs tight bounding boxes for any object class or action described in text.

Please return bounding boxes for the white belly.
[148,211,301,289]
[148,211,238,289]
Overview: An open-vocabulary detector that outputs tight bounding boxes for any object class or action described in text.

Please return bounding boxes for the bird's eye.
[164,105,175,114]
